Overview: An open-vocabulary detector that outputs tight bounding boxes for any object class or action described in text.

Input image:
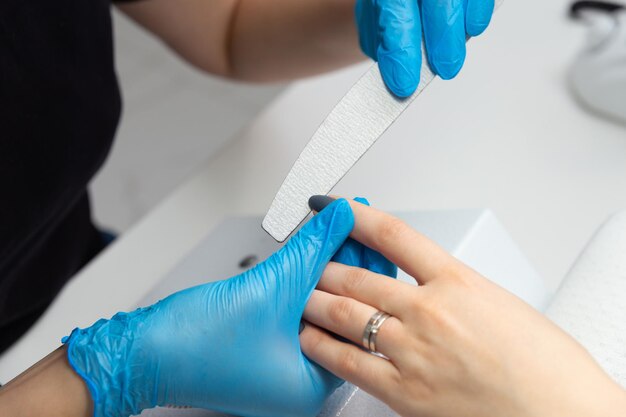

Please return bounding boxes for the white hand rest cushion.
[547,210,626,387]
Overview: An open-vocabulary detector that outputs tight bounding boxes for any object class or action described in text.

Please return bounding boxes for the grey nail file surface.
[263,0,503,242]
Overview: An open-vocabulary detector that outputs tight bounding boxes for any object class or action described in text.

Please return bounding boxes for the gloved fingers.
[332,197,398,278]
[363,249,398,277]
[377,0,422,97]
[274,198,354,302]
[331,198,370,267]
[465,0,494,36]
[331,237,364,268]
[355,0,379,59]
[422,0,467,79]
[333,239,397,277]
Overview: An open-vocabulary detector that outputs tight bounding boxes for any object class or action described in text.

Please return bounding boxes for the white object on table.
[547,210,626,388]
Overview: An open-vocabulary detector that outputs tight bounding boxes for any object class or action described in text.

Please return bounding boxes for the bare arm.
[117,0,363,82]
[0,347,92,417]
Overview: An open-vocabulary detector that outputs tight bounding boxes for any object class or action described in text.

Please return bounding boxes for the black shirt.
[0,0,130,351]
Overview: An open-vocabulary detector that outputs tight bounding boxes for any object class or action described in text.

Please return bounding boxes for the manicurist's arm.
[117,0,495,97]
[116,0,361,82]
[0,347,92,417]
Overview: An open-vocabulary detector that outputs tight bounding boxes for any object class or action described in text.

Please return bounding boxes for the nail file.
[263,0,504,242]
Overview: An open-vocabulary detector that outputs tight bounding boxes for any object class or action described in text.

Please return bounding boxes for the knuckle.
[338,349,360,375]
[410,292,449,328]
[382,316,403,336]
[375,217,409,247]
[435,261,466,283]
[378,316,404,345]
[300,327,325,354]
[328,297,354,326]
[419,296,457,335]
[407,290,430,313]
[436,261,483,294]
[343,267,369,293]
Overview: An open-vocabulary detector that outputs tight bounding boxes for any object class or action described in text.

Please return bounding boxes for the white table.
[2,0,626,381]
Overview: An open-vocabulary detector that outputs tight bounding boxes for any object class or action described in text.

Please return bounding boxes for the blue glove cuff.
[63,308,156,417]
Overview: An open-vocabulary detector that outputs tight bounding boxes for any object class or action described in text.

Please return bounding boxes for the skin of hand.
[59,199,357,417]
[300,197,626,417]
[356,0,495,97]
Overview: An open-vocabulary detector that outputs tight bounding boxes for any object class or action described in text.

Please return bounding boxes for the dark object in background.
[0,0,137,353]
[570,0,624,18]
[567,0,626,125]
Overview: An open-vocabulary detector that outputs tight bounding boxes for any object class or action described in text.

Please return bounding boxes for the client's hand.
[301,197,626,417]
[63,199,362,417]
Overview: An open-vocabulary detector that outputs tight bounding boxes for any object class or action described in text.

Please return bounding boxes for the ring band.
[362,310,391,354]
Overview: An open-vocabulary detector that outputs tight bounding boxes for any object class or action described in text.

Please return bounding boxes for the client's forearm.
[0,346,92,417]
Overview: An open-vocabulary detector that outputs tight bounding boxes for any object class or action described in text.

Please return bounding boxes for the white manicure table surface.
[3,0,626,381]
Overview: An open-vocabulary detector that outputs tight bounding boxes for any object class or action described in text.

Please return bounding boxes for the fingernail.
[299,321,305,334]
[308,195,335,212]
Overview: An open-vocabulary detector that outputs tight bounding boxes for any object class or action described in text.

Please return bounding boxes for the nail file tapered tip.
[262,63,425,243]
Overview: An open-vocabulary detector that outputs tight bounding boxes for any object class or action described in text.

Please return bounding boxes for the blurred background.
[90,10,284,232]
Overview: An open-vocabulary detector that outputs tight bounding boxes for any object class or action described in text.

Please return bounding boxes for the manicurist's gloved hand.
[356,0,495,97]
[63,199,356,417]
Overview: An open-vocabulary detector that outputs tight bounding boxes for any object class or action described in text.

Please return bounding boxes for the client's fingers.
[304,290,406,359]
[312,196,464,285]
[348,201,463,284]
[300,323,400,403]
[318,262,414,317]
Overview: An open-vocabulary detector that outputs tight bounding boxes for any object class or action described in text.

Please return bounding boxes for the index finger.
[311,196,463,284]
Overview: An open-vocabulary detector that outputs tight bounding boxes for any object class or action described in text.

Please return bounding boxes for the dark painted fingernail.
[308,195,335,212]
[299,321,305,334]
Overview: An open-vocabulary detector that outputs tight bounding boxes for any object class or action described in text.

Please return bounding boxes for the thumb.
[266,198,354,304]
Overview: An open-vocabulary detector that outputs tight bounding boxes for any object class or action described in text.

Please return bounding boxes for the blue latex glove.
[63,199,357,417]
[356,0,495,97]
[331,197,397,278]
